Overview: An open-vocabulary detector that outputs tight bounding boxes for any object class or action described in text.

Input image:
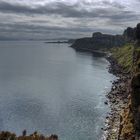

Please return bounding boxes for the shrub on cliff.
[0,131,58,140]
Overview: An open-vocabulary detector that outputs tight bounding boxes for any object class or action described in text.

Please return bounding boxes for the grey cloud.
[0,0,133,18]
[0,22,96,33]
[101,1,125,9]
[0,22,120,40]
[0,0,139,40]
[0,0,138,25]
[0,1,42,14]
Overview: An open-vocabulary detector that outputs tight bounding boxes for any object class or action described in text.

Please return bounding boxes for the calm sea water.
[0,41,115,140]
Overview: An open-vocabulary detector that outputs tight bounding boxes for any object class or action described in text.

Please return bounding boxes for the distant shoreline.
[44,41,69,44]
[45,39,75,44]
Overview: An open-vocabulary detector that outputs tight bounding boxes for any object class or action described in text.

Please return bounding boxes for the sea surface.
[0,41,115,140]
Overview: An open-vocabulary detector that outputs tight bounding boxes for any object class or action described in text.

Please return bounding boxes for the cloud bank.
[0,0,139,40]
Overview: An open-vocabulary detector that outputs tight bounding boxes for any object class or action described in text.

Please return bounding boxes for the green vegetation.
[0,131,58,140]
[111,44,134,72]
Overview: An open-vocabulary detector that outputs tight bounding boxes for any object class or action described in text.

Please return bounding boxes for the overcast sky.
[0,0,140,40]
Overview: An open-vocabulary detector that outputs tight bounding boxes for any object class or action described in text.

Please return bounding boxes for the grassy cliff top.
[111,43,140,73]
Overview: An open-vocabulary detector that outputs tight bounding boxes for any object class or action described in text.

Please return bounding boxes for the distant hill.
[71,32,125,50]
[45,39,76,44]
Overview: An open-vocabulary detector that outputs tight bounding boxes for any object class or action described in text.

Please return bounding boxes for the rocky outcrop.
[123,23,140,44]
[136,23,140,45]
[123,27,136,43]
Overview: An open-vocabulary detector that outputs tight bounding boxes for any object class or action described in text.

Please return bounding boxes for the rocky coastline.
[103,55,134,140]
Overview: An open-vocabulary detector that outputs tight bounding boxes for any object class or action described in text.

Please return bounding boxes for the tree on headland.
[22,130,26,136]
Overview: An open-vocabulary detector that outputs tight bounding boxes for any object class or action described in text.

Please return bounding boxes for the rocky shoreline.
[102,55,133,140]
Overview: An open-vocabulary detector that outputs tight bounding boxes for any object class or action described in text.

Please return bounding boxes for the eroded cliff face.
[109,45,135,140]
[111,46,140,140]
[130,23,140,140]
[131,73,140,139]
[131,46,140,139]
